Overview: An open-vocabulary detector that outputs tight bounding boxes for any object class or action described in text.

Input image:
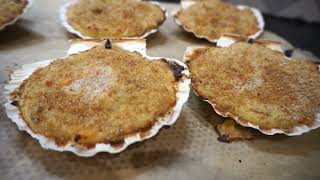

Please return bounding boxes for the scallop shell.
[60,0,167,39]
[0,0,32,31]
[184,35,320,136]
[4,39,191,156]
[174,0,265,43]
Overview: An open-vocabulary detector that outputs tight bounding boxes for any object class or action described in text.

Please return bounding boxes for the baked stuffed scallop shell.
[184,35,320,136]
[5,39,190,156]
[60,0,166,39]
[174,0,264,43]
[0,0,32,30]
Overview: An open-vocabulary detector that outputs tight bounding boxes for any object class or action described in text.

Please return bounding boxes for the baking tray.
[0,1,319,180]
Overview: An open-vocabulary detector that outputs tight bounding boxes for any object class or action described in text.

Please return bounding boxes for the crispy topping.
[0,0,28,27]
[66,0,166,38]
[176,1,260,41]
[13,45,177,147]
[187,42,320,131]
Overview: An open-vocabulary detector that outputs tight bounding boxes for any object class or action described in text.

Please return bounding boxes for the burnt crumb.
[213,42,218,47]
[91,8,103,14]
[247,38,254,44]
[10,100,19,107]
[284,49,294,58]
[162,60,185,81]
[46,80,53,87]
[239,160,242,163]
[105,39,112,49]
[74,134,81,142]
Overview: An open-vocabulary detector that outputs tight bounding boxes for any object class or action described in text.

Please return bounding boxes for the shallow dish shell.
[5,39,191,156]
[184,34,320,136]
[174,0,265,43]
[60,0,167,39]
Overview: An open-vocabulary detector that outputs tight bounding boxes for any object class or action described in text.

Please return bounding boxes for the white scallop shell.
[60,0,167,39]
[173,0,265,43]
[0,0,32,31]
[4,39,191,156]
[184,35,320,136]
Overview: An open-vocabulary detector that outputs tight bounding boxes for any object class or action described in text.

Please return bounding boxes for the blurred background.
[160,0,320,56]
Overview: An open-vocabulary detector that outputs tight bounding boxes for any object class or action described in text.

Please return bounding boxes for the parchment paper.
[0,1,319,180]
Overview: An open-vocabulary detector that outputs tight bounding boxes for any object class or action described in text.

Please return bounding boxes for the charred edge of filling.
[247,38,254,44]
[162,59,185,82]
[284,49,294,58]
[74,134,81,142]
[10,100,19,107]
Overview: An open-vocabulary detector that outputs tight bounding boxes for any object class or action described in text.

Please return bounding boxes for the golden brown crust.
[66,0,166,38]
[176,1,259,40]
[11,45,180,147]
[0,0,28,27]
[187,42,320,132]
[215,118,254,143]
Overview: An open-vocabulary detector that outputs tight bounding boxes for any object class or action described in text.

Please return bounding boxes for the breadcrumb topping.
[176,1,259,40]
[187,42,320,131]
[66,0,166,38]
[11,45,178,147]
[0,0,28,27]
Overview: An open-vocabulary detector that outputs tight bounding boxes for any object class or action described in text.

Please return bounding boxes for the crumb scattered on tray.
[215,118,255,143]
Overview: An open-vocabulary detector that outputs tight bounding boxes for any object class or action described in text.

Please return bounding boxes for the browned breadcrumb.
[11,45,180,147]
[186,42,320,132]
[0,0,28,27]
[176,1,259,40]
[66,0,166,38]
[216,118,254,143]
